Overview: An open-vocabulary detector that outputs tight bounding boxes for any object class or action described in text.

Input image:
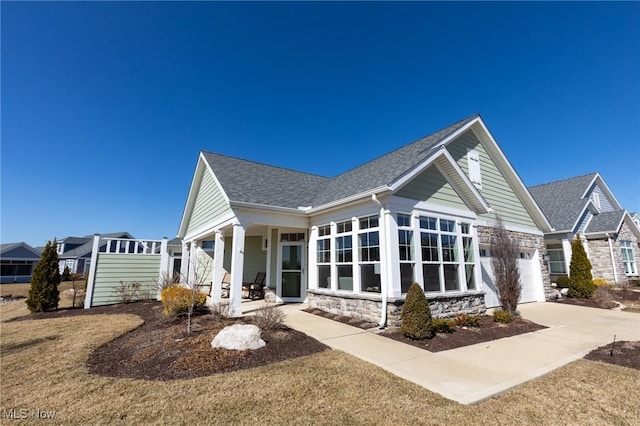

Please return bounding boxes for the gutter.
[606,233,619,284]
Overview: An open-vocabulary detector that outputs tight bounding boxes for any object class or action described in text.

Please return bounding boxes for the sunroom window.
[398,213,414,294]
[335,220,353,291]
[621,241,638,275]
[317,225,331,288]
[546,244,566,274]
[359,215,381,293]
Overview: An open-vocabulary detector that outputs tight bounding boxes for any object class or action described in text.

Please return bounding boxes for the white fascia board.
[469,119,554,233]
[580,173,623,210]
[435,150,492,214]
[570,200,594,235]
[306,186,391,215]
[230,201,307,215]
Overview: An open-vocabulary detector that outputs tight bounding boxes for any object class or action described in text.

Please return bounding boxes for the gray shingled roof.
[202,153,331,209]
[586,209,625,234]
[59,232,133,259]
[202,114,479,209]
[528,173,598,231]
[0,242,41,259]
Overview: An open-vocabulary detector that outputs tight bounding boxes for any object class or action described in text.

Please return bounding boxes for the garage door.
[480,249,543,308]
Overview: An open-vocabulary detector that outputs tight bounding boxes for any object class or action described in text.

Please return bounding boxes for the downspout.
[372,194,388,329]
[606,233,619,284]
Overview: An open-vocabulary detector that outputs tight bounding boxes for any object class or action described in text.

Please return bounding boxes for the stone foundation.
[307,289,486,327]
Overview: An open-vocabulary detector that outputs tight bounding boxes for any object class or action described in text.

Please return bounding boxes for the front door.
[280,241,305,302]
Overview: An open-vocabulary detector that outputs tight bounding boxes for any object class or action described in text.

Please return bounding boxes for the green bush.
[26,240,60,313]
[432,318,456,333]
[568,235,595,298]
[555,275,570,288]
[400,283,434,340]
[161,285,207,317]
[61,266,71,282]
[454,314,481,328]
[493,309,514,324]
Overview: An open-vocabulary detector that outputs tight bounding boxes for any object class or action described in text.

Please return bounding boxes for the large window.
[398,213,414,293]
[335,220,353,291]
[359,215,381,293]
[546,244,566,274]
[317,225,331,288]
[419,216,474,293]
[621,241,638,275]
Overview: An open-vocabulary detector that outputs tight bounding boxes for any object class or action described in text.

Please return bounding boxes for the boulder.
[560,288,569,296]
[211,324,266,351]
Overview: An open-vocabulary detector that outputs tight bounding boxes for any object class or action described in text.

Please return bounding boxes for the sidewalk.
[280,302,640,405]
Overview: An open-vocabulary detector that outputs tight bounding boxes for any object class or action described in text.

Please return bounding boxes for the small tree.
[401,283,434,339]
[490,216,522,315]
[568,234,595,298]
[61,265,71,281]
[26,239,61,313]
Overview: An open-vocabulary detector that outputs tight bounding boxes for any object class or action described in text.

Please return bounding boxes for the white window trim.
[621,241,638,276]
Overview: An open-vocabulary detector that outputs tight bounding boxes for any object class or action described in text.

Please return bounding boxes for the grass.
[1,281,86,309]
[1,301,639,425]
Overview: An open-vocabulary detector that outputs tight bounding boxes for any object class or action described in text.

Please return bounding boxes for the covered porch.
[180,209,310,316]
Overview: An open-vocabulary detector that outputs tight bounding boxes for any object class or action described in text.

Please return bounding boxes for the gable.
[1,245,40,260]
[395,165,470,211]
[184,166,232,237]
[585,184,615,212]
[446,128,537,229]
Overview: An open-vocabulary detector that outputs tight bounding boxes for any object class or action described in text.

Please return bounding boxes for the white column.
[308,226,319,290]
[210,230,226,303]
[157,238,169,300]
[83,234,102,309]
[229,222,246,317]
[188,241,198,286]
[180,240,190,282]
[351,217,361,294]
[384,209,401,298]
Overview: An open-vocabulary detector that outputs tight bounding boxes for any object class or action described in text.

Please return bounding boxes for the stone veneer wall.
[587,221,640,284]
[306,289,486,327]
[476,225,553,301]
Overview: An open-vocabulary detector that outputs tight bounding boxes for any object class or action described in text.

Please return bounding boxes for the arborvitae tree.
[62,265,71,281]
[568,234,595,298]
[26,239,61,313]
[490,216,522,314]
[401,283,434,340]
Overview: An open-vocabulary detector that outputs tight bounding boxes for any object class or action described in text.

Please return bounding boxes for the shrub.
[593,286,615,308]
[432,318,456,333]
[592,278,610,287]
[493,309,514,324]
[161,285,207,317]
[400,283,434,340]
[253,303,286,331]
[61,266,71,282]
[26,240,60,313]
[568,235,595,298]
[210,300,232,320]
[555,275,570,288]
[112,281,149,304]
[454,314,481,328]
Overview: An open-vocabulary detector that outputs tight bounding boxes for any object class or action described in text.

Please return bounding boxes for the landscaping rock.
[211,324,266,351]
[560,288,569,296]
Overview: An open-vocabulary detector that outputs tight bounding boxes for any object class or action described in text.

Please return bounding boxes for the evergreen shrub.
[26,240,60,313]
[400,283,434,340]
[568,235,595,298]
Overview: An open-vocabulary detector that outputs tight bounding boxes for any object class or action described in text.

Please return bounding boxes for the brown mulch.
[552,288,640,310]
[585,341,640,371]
[382,316,546,352]
[14,301,329,381]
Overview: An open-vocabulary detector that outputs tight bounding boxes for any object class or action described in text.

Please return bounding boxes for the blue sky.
[2,2,639,247]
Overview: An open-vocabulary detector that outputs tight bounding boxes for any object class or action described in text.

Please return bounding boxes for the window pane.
[337,221,352,233]
[336,236,352,262]
[463,237,473,262]
[550,262,567,274]
[397,214,411,227]
[360,264,381,293]
[441,235,457,262]
[399,230,413,261]
[461,223,470,235]
[444,264,459,291]
[318,265,331,288]
[400,263,414,294]
[465,264,475,290]
[440,219,456,233]
[360,231,380,262]
[318,225,331,237]
[421,232,439,261]
[422,264,440,292]
[337,265,353,290]
[420,217,437,230]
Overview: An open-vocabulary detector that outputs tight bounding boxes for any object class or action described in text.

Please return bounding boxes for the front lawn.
[1,301,639,425]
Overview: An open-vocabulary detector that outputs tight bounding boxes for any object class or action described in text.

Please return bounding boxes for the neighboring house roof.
[167,237,182,246]
[58,232,134,259]
[0,242,42,260]
[528,173,598,232]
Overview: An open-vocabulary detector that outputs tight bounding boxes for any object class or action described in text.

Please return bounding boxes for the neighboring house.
[177,114,553,324]
[529,173,640,284]
[57,232,134,276]
[1,242,42,283]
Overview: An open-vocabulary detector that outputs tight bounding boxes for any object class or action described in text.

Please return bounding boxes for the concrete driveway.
[282,302,640,404]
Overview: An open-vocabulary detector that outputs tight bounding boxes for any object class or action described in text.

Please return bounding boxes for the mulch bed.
[585,341,640,371]
[14,301,329,381]
[381,315,546,352]
[552,288,640,310]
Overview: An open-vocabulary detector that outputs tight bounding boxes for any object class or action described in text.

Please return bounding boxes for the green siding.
[221,236,267,283]
[396,165,469,210]
[447,130,537,228]
[186,169,232,236]
[91,254,161,306]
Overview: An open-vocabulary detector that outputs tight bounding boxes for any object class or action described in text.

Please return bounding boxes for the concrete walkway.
[278,302,640,405]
